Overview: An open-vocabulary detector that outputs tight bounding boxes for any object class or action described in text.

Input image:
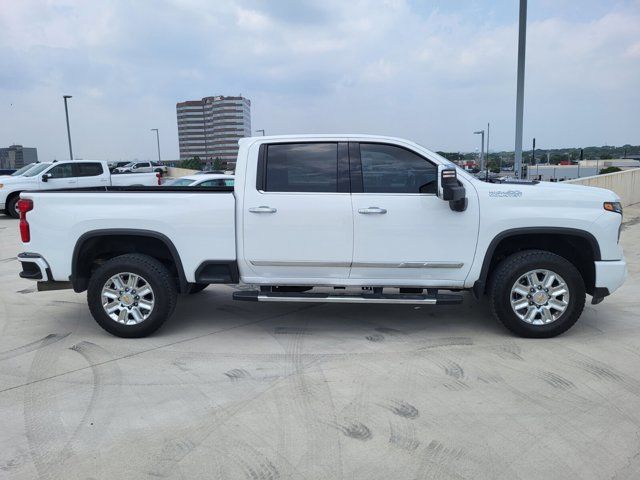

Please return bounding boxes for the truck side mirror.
[438,167,467,212]
[41,173,51,182]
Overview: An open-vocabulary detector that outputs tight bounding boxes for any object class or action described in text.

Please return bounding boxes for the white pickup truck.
[1,160,160,218]
[16,135,626,338]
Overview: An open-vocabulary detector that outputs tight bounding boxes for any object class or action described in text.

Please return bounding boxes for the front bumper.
[17,252,51,281]
[592,259,627,303]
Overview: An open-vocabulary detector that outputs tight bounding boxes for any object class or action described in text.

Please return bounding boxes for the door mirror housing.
[437,166,467,212]
[41,173,51,182]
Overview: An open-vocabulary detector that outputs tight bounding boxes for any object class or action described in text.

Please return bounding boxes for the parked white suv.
[16,135,626,338]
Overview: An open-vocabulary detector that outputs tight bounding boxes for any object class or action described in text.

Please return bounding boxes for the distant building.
[527,164,599,182]
[176,95,251,167]
[578,159,640,170]
[0,145,38,169]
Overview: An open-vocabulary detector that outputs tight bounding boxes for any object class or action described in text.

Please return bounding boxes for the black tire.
[188,283,208,294]
[6,195,20,219]
[87,254,177,338]
[489,250,585,338]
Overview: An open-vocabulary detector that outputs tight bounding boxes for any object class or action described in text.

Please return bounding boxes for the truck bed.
[20,188,237,284]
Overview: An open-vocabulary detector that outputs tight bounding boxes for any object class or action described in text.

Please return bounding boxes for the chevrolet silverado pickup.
[16,135,627,338]
[1,160,160,218]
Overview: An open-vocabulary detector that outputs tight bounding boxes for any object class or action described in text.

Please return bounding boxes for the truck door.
[349,142,479,286]
[243,142,353,280]
[75,162,108,187]
[40,163,77,189]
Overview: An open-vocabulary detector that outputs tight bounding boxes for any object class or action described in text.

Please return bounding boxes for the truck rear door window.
[75,162,104,177]
[265,143,337,192]
[359,143,437,194]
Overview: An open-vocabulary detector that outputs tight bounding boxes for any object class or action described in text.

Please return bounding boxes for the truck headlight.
[604,202,622,214]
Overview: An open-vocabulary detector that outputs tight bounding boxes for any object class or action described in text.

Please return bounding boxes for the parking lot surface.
[1,206,640,479]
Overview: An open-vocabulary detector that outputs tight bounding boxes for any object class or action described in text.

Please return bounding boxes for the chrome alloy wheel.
[101,272,155,325]
[510,269,570,325]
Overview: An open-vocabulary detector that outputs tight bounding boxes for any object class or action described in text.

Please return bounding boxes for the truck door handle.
[358,207,387,214]
[249,206,277,214]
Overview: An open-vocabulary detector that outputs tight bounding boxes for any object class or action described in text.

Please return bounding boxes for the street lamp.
[150,128,161,162]
[255,129,265,136]
[474,130,485,174]
[63,95,73,160]
[513,0,528,178]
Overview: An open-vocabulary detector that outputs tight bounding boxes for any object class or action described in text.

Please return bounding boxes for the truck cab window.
[48,163,74,179]
[360,143,437,194]
[265,143,338,192]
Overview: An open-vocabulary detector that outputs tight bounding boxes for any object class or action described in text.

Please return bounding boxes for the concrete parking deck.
[1,206,639,479]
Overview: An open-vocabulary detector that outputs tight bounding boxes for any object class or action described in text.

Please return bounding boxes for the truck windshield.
[23,163,52,177]
[11,163,37,176]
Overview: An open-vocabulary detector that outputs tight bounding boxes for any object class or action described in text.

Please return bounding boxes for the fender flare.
[472,227,601,298]
[71,228,188,293]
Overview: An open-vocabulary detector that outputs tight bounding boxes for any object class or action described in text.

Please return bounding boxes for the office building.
[0,145,38,169]
[176,95,251,167]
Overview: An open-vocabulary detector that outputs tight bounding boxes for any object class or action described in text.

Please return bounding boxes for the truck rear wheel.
[6,195,20,219]
[489,250,585,338]
[87,254,177,338]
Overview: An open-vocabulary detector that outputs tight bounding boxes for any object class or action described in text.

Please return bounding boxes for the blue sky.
[1,0,639,161]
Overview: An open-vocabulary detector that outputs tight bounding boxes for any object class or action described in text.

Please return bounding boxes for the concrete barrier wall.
[565,168,640,207]
[166,167,199,178]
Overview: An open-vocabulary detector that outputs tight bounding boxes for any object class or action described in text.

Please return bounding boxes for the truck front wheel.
[87,254,177,338]
[489,250,585,338]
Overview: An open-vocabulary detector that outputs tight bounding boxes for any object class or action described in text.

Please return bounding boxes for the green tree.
[599,153,613,160]
[181,156,202,171]
[599,166,621,174]
[212,157,223,170]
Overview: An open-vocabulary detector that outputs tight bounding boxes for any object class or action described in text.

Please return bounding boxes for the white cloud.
[0,0,638,161]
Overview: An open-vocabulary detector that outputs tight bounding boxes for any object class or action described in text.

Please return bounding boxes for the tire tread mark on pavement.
[0,333,70,362]
[148,305,321,479]
[23,336,68,479]
[1,309,308,395]
[23,339,120,479]
[59,341,121,470]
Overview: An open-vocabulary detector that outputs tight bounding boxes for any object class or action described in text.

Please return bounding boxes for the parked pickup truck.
[16,135,627,338]
[1,160,160,218]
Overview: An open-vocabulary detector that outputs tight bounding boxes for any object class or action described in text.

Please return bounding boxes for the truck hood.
[482,180,619,204]
[0,176,38,187]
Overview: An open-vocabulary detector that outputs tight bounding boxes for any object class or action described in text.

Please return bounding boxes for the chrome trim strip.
[257,295,438,304]
[250,260,351,267]
[352,262,464,269]
[250,260,463,269]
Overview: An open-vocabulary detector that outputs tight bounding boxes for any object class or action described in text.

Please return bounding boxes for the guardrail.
[565,168,640,207]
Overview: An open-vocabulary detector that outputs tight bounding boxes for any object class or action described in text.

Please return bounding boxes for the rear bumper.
[593,259,627,303]
[17,252,51,281]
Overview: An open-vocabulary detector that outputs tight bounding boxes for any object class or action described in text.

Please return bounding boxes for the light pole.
[474,130,485,174]
[255,129,265,136]
[513,0,528,178]
[486,122,491,181]
[150,128,161,162]
[63,95,73,160]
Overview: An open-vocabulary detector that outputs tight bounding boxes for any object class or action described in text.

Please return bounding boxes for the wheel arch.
[71,229,188,294]
[473,227,601,298]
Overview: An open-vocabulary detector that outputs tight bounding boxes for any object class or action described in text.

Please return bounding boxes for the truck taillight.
[18,198,33,243]
[156,172,162,185]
